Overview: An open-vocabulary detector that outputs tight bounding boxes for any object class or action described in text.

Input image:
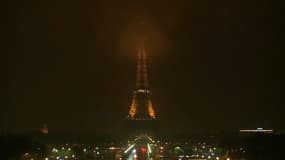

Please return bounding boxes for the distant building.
[41,123,49,134]
[239,128,273,134]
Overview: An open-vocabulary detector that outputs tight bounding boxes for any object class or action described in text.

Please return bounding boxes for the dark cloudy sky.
[3,0,279,135]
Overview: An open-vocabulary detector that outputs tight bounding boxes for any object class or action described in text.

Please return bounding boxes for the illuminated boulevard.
[19,134,245,160]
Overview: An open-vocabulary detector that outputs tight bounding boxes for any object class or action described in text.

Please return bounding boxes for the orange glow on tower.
[129,97,136,118]
[148,100,156,119]
[128,47,157,120]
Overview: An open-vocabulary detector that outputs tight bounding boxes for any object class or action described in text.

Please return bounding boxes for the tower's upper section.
[135,47,149,91]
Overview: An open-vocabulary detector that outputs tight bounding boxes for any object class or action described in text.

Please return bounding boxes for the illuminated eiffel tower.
[128,47,156,120]
[124,46,159,135]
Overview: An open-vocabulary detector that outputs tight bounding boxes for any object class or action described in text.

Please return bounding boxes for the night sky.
[4,0,279,135]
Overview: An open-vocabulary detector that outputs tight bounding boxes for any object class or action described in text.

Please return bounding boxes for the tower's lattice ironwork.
[128,47,156,120]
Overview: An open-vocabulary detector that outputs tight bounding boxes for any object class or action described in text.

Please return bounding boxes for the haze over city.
[4,0,278,135]
[3,1,282,160]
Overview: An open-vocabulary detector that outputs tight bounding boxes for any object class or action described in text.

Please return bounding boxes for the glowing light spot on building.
[148,100,156,119]
[41,123,48,134]
[129,98,136,118]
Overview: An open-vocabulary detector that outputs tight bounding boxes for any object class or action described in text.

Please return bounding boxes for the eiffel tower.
[128,47,156,120]
[124,46,159,135]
